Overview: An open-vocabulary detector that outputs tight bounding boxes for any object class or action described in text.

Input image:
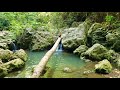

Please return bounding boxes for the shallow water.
[5,50,105,78]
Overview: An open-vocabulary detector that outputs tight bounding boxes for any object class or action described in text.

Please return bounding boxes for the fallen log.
[31,37,62,78]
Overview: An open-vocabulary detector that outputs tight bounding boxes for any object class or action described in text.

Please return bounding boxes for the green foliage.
[105,15,115,24]
[0,12,120,40]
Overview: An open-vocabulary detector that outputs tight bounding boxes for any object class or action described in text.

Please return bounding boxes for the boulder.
[17,27,33,49]
[106,27,120,52]
[95,59,112,74]
[87,23,102,36]
[113,56,120,68]
[0,48,13,62]
[83,43,108,61]
[0,58,25,77]
[73,45,88,56]
[104,50,119,62]
[0,31,15,49]
[0,67,8,77]
[62,21,91,51]
[63,67,72,73]
[13,49,28,61]
[87,23,107,47]
[31,31,55,51]
[0,58,25,73]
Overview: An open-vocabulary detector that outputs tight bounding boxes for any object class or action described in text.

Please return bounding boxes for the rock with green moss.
[0,58,25,77]
[104,50,119,62]
[95,59,112,74]
[73,45,88,56]
[106,33,117,46]
[0,59,3,65]
[83,43,108,61]
[87,23,107,47]
[0,48,13,62]
[106,28,120,52]
[62,21,91,51]
[13,49,28,61]
[0,31,15,49]
[31,31,55,51]
[0,58,25,73]
[87,23,102,36]
[17,28,33,49]
[0,67,8,77]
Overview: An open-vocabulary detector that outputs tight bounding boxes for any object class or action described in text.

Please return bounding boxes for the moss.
[0,67,8,77]
[73,45,88,56]
[106,33,117,46]
[105,28,120,52]
[114,56,120,68]
[95,59,112,74]
[1,58,25,72]
[104,50,119,62]
[31,31,55,51]
[13,49,28,61]
[62,22,89,51]
[87,23,102,36]
[0,48,13,62]
[83,43,108,61]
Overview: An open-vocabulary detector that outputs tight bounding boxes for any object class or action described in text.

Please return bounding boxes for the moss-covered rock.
[0,59,3,65]
[0,58,25,77]
[106,33,117,46]
[87,23,102,36]
[113,56,120,68]
[83,43,108,61]
[73,45,88,56]
[13,49,28,61]
[62,21,91,51]
[95,59,112,74]
[87,23,107,47]
[104,50,119,62]
[0,58,25,72]
[0,31,15,49]
[0,48,13,62]
[0,67,8,77]
[31,31,55,51]
[106,28,120,52]
[17,27,33,49]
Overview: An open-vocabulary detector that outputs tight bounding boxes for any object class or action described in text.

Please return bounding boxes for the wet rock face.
[62,21,91,51]
[95,59,112,74]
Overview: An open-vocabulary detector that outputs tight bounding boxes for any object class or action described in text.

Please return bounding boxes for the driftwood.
[31,37,62,78]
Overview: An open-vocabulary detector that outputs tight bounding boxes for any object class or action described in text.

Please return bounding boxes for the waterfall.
[56,40,63,52]
[10,42,17,53]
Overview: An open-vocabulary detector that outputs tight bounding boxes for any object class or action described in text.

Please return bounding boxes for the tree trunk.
[31,37,62,78]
